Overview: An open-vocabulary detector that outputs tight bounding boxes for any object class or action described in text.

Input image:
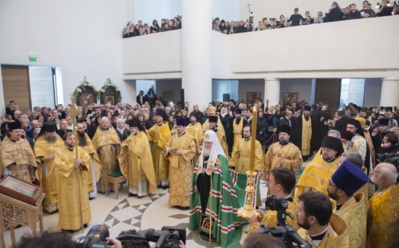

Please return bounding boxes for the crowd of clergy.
[0,96,398,248]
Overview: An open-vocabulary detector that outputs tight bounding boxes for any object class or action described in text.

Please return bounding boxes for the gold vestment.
[232,118,244,148]
[0,137,37,183]
[79,133,102,193]
[301,115,312,156]
[229,138,264,173]
[296,155,340,198]
[185,121,203,165]
[367,183,399,248]
[92,127,121,189]
[54,146,91,230]
[147,122,171,182]
[166,132,196,207]
[34,135,64,213]
[118,131,157,194]
[335,193,367,248]
[264,142,303,174]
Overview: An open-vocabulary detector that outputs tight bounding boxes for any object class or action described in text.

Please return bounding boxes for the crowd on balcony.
[122,15,182,38]
[212,0,399,34]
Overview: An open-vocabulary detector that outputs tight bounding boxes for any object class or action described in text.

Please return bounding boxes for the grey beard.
[44,135,56,143]
[203,148,211,158]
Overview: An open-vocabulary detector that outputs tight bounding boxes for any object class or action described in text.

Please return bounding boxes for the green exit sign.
[29,57,37,62]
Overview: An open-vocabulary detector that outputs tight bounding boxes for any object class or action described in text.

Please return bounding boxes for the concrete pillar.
[264,78,280,107]
[380,77,399,107]
[181,0,212,112]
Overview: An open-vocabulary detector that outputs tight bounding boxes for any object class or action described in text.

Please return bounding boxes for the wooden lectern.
[0,176,45,248]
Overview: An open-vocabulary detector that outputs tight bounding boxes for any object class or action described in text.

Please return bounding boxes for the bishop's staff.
[66,97,84,233]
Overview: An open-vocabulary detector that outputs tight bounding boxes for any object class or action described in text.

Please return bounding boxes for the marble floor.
[2,180,270,248]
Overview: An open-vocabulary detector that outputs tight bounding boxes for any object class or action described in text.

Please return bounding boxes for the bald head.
[372,163,398,188]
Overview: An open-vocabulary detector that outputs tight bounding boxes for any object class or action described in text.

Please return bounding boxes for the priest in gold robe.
[166,118,196,207]
[1,121,37,183]
[76,121,101,199]
[208,116,229,158]
[185,112,203,166]
[327,160,369,248]
[34,121,65,213]
[292,105,312,161]
[230,108,246,149]
[296,136,343,198]
[202,106,225,136]
[147,108,171,188]
[118,118,157,198]
[54,132,91,231]
[92,117,121,192]
[367,162,399,248]
[264,125,303,180]
[229,125,264,173]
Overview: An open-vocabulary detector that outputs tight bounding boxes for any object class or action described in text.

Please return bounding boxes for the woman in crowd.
[150,20,160,33]
[277,15,288,28]
[314,11,324,23]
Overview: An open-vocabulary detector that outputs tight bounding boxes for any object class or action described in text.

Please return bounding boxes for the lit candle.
[250,106,257,171]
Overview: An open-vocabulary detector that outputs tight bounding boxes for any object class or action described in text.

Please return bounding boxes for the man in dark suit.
[333,110,349,132]
[324,2,344,22]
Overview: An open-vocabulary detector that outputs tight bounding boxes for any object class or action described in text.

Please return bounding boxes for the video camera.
[75,225,186,248]
[260,196,311,248]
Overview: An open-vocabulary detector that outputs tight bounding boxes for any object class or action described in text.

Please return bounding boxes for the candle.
[250,106,257,171]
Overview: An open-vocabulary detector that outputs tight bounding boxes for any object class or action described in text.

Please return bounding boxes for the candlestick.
[238,105,259,219]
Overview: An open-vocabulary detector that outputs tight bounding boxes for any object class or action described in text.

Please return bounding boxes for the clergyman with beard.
[34,121,65,213]
[264,125,303,183]
[76,121,102,199]
[296,135,343,198]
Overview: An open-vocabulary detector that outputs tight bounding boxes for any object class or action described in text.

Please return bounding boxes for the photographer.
[248,167,299,233]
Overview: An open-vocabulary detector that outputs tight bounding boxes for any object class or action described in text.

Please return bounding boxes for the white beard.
[203,148,211,157]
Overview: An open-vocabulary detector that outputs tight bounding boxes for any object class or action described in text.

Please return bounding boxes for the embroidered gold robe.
[296,155,340,198]
[298,214,350,248]
[214,129,229,159]
[335,193,367,248]
[92,127,121,190]
[367,183,399,248]
[147,121,171,183]
[79,133,102,194]
[349,134,367,163]
[202,116,225,137]
[248,200,299,234]
[166,132,196,207]
[0,136,37,183]
[118,131,157,196]
[54,146,91,230]
[232,118,244,148]
[185,121,203,166]
[301,115,312,156]
[34,135,64,213]
[264,142,303,174]
[229,138,264,173]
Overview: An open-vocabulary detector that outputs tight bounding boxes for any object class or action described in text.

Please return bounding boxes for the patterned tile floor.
[3,158,312,248]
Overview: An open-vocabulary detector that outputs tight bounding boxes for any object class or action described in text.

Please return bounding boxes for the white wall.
[156,79,182,104]
[213,0,240,21]
[238,79,264,102]
[212,80,239,102]
[364,78,382,107]
[0,0,129,105]
[239,0,375,23]
[280,79,313,104]
[133,0,182,24]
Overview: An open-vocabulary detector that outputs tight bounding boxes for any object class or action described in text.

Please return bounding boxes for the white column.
[380,77,399,107]
[181,0,212,112]
[264,78,280,107]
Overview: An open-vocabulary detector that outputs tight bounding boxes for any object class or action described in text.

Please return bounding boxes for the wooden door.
[1,65,31,113]
[315,79,341,115]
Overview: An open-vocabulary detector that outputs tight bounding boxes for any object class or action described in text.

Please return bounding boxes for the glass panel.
[29,66,55,109]
[340,78,365,107]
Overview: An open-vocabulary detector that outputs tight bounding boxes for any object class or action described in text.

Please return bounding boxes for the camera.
[138,226,186,248]
[261,196,311,248]
[75,225,110,248]
[75,225,185,248]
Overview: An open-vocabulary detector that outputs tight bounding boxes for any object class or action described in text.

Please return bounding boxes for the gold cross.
[66,97,82,132]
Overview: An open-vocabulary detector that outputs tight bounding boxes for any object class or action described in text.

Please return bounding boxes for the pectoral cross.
[66,97,82,133]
